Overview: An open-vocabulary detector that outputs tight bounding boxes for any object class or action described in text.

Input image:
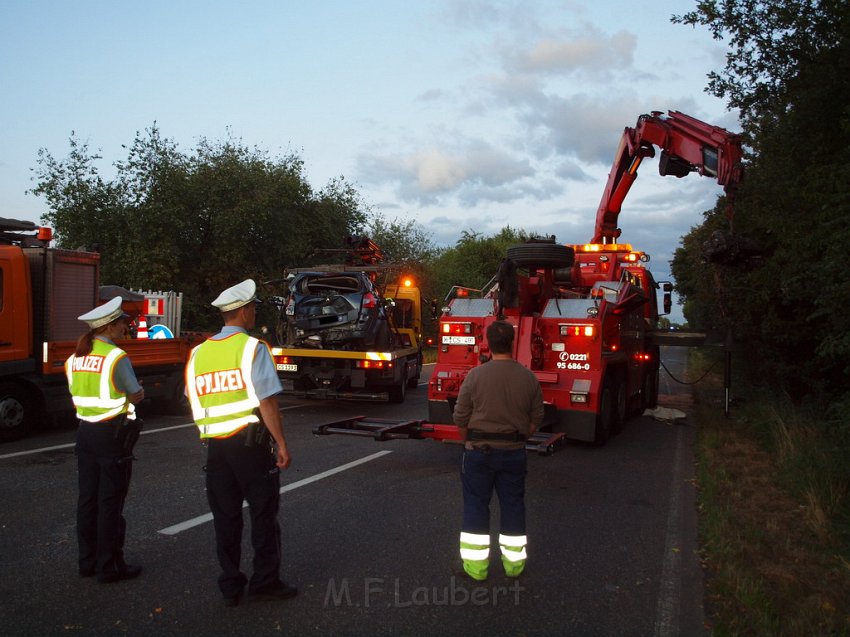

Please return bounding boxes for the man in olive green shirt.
[453,320,543,581]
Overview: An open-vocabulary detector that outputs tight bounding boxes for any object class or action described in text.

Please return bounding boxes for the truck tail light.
[442,322,472,335]
[356,360,392,369]
[560,324,595,338]
[634,352,652,362]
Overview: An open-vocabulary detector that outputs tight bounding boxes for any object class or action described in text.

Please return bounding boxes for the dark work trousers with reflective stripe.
[205,435,283,598]
[461,448,528,535]
[76,420,133,577]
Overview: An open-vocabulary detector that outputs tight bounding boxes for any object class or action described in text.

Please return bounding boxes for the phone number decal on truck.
[557,351,590,370]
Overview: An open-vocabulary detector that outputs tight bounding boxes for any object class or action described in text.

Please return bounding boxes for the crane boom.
[592,110,744,244]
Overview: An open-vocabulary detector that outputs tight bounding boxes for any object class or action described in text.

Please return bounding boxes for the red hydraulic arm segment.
[592,110,744,244]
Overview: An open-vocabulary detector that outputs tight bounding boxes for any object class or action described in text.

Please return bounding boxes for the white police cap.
[211,279,258,312]
[77,296,128,329]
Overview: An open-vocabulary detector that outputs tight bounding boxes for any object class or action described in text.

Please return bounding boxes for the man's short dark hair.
[487,320,515,354]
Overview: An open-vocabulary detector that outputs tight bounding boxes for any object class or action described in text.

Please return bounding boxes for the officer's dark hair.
[74,318,124,357]
[486,320,515,355]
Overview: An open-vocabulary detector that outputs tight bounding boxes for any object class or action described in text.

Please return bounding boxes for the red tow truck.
[0,218,201,441]
[314,110,743,449]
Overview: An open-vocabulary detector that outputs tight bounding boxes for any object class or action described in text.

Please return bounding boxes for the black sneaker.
[97,564,142,584]
[248,582,298,602]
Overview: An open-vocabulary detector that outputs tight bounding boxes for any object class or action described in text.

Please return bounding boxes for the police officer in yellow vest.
[185,279,297,607]
[66,295,145,583]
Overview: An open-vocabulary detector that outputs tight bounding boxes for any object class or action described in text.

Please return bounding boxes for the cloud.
[506,28,637,76]
[416,88,445,102]
[357,140,536,205]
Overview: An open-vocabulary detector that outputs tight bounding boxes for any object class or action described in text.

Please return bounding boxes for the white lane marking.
[0,405,305,460]
[654,404,686,636]
[157,450,393,536]
[0,441,78,460]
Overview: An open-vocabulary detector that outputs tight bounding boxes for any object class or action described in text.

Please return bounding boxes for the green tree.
[431,226,534,302]
[31,125,367,330]
[673,0,849,139]
[366,213,438,270]
[672,0,850,401]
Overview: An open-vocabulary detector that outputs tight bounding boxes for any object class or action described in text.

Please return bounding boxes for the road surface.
[0,348,703,636]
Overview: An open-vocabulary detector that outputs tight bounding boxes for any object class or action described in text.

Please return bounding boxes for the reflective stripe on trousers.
[499,533,528,577]
[459,531,490,581]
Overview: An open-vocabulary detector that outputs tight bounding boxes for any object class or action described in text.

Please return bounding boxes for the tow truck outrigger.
[314,110,744,449]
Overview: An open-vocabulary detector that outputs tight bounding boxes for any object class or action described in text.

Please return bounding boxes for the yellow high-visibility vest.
[186,333,260,438]
[65,339,134,422]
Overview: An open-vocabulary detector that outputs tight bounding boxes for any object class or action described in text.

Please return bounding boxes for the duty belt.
[467,429,526,442]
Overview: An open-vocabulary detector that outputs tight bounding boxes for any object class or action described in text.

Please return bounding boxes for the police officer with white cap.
[66,295,145,583]
[185,279,296,607]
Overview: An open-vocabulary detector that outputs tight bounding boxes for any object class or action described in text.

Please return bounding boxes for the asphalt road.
[0,348,703,637]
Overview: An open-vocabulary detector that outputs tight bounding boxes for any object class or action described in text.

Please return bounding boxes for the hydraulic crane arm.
[592,110,744,244]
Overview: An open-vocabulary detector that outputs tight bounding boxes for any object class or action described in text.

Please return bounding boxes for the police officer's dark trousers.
[461,447,527,536]
[76,420,132,577]
[205,435,282,598]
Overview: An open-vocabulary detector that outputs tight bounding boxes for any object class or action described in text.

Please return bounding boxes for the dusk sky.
[1,1,740,322]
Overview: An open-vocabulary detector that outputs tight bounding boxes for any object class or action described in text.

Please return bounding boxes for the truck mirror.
[430,299,439,320]
[659,281,673,314]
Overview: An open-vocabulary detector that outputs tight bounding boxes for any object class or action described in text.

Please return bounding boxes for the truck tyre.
[506,241,575,269]
[0,382,38,442]
[612,379,627,435]
[388,376,407,403]
[406,354,422,389]
[167,379,191,416]
[593,384,613,446]
[644,368,659,409]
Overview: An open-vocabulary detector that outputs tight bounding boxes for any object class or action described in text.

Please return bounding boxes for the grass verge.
[691,348,850,636]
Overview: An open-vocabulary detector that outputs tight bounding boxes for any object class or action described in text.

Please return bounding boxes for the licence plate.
[276,363,298,372]
[442,335,475,345]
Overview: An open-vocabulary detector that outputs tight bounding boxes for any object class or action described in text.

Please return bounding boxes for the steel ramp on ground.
[312,416,566,455]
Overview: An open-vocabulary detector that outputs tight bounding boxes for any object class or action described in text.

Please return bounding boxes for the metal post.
[723,328,732,418]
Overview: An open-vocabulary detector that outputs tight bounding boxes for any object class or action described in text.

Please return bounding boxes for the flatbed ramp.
[312,416,567,456]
